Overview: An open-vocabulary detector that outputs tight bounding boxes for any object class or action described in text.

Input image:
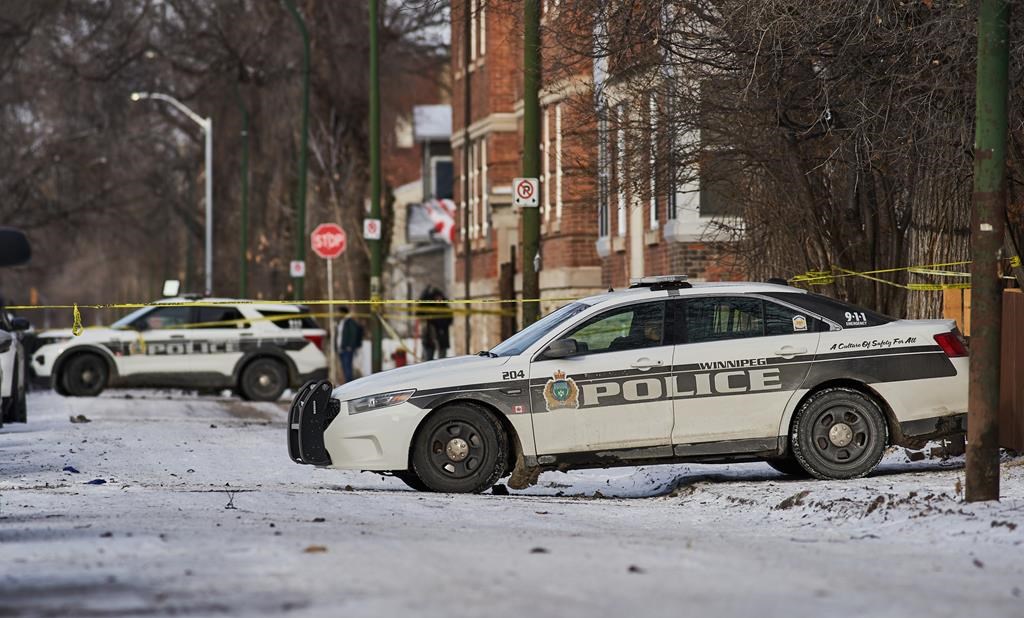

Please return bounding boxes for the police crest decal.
[543,370,580,411]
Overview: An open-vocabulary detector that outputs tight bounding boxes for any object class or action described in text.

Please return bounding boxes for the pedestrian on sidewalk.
[336,306,364,383]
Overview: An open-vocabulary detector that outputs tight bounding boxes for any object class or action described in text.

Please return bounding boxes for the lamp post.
[131,91,214,296]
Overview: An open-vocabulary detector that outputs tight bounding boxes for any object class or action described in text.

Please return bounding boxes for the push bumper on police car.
[288,379,428,470]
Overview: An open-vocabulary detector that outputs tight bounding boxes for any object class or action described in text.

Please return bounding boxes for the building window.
[555,103,563,221]
[649,94,658,230]
[597,104,610,238]
[480,138,489,238]
[615,103,626,237]
[459,150,467,240]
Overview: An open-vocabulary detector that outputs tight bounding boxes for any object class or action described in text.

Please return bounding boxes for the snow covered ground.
[2,391,1022,617]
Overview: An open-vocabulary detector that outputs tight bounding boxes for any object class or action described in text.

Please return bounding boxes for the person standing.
[335,306,364,383]
[431,288,452,359]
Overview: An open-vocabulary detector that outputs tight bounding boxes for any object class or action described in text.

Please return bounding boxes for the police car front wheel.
[790,387,888,480]
[411,404,509,493]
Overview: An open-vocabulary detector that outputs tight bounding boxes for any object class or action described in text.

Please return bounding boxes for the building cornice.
[451,112,518,147]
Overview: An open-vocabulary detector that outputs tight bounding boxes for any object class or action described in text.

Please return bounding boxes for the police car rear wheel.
[411,404,508,493]
[62,353,108,397]
[791,387,888,480]
[239,358,287,401]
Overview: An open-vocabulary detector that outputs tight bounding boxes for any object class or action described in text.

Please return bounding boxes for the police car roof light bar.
[628,275,692,290]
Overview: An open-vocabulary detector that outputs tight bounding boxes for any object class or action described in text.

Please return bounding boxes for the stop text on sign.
[310,223,347,259]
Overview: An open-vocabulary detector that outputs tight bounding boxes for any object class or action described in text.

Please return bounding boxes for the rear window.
[195,307,248,329]
[257,309,320,330]
[762,292,894,328]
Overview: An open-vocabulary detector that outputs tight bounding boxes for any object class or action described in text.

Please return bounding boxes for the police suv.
[33,298,327,401]
[289,277,968,493]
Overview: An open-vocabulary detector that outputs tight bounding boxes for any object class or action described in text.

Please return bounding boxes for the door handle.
[774,346,807,358]
[630,358,664,371]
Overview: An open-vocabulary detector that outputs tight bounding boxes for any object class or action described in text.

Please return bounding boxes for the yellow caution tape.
[71,304,83,336]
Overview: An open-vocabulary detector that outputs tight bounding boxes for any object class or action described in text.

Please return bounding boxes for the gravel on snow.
[2,391,1022,617]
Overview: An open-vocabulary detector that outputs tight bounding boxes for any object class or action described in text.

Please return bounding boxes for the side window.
[686,297,763,343]
[134,306,193,331]
[563,302,666,354]
[195,307,248,329]
[764,301,826,336]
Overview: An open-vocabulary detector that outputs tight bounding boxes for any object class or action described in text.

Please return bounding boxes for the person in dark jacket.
[419,286,452,361]
[335,306,364,382]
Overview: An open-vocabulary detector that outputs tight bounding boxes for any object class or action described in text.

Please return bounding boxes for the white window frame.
[555,103,563,221]
[480,138,489,238]
[542,105,551,222]
[649,95,658,230]
[616,104,626,238]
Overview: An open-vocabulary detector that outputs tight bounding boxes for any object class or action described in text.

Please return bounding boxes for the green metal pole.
[235,84,250,298]
[967,0,1009,503]
[369,0,383,373]
[284,0,310,301]
[521,0,541,325]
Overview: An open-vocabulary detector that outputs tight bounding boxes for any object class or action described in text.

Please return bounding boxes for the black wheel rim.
[78,362,102,389]
[427,420,485,479]
[809,403,872,465]
[249,364,282,398]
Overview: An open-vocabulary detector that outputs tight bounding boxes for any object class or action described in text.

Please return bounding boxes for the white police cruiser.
[32,297,327,401]
[289,276,968,493]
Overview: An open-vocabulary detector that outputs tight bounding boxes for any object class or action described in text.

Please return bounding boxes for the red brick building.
[450,1,741,351]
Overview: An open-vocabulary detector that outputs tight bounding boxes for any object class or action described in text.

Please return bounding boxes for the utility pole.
[283,0,310,301]
[967,0,1009,503]
[462,0,473,353]
[521,0,541,325]
[369,0,383,373]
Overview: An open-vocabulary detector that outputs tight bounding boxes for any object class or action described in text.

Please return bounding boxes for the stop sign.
[310,223,347,259]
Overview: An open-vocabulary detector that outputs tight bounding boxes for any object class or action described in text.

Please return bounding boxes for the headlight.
[349,389,416,414]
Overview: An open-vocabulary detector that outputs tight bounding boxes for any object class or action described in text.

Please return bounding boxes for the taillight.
[934,331,968,358]
[304,334,324,351]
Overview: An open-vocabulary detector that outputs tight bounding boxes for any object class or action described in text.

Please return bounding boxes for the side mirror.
[0,228,31,267]
[543,338,578,359]
[11,317,30,331]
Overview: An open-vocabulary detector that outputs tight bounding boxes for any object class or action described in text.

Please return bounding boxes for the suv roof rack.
[628,275,692,291]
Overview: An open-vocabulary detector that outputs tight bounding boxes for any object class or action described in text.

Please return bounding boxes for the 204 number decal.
[502,369,525,380]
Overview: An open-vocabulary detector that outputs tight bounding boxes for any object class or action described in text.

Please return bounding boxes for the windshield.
[111,306,153,329]
[489,302,591,357]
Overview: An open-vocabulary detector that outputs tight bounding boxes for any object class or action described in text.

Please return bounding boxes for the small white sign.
[290,260,306,278]
[513,177,539,207]
[363,218,382,240]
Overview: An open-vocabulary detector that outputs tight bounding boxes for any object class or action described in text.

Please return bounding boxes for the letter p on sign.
[513,177,539,207]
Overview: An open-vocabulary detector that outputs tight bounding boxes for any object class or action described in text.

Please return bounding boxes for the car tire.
[411,404,509,494]
[392,470,430,492]
[61,353,108,397]
[239,358,288,402]
[5,360,27,423]
[790,387,888,480]
[765,456,809,477]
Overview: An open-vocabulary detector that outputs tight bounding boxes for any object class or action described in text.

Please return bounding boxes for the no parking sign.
[513,177,539,207]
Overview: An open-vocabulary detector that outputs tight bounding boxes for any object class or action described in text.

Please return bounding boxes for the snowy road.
[2,391,1023,617]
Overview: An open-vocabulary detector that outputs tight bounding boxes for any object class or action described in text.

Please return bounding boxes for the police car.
[289,276,968,493]
[32,298,327,401]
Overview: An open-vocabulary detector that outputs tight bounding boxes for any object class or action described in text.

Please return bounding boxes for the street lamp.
[130,91,214,296]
